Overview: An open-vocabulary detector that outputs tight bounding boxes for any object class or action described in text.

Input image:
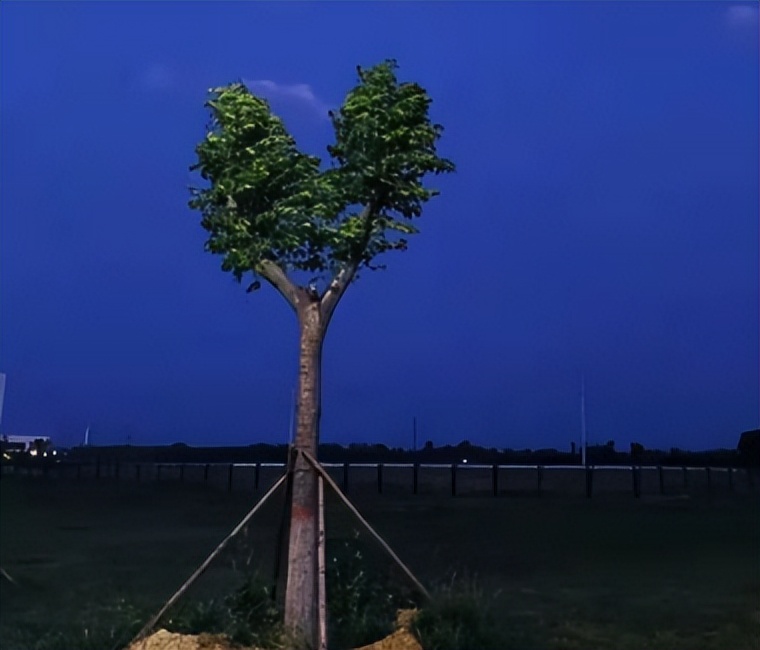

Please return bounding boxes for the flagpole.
[581,374,587,467]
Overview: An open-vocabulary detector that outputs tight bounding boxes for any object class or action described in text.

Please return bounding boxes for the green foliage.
[326,534,417,649]
[0,597,147,650]
[329,61,454,218]
[413,576,513,650]
[189,60,454,283]
[169,574,287,648]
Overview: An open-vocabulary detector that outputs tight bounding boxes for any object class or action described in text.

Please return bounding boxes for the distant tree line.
[55,429,760,468]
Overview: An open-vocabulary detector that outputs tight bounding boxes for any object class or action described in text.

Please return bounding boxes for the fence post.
[658,465,665,495]
[585,466,594,498]
[204,463,210,483]
[377,463,384,494]
[451,463,457,497]
[706,467,712,493]
[343,462,349,494]
[157,465,163,481]
[632,465,641,498]
[255,463,261,490]
[179,464,185,483]
[492,464,498,497]
[537,465,544,494]
[682,466,689,489]
[228,464,234,492]
[728,466,734,492]
[413,462,419,495]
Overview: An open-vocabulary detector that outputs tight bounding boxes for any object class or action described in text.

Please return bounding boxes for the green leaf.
[189,62,454,286]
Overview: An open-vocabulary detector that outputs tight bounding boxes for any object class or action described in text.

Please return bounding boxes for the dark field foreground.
[1,475,758,649]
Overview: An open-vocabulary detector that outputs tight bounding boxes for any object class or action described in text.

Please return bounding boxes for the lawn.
[1,474,758,649]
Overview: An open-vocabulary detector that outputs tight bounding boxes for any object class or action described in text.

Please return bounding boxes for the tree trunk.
[284,293,324,646]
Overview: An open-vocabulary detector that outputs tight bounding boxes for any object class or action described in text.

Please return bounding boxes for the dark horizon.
[37,431,758,456]
[1,3,758,453]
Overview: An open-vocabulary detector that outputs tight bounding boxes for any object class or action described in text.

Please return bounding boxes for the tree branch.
[320,262,358,326]
[320,203,376,325]
[257,260,300,312]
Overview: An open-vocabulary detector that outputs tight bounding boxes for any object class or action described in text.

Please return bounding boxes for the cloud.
[242,78,331,118]
[725,4,759,28]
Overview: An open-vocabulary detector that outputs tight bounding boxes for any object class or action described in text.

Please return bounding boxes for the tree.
[737,429,760,467]
[189,60,454,645]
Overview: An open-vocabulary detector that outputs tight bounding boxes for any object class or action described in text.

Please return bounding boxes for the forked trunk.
[284,294,324,646]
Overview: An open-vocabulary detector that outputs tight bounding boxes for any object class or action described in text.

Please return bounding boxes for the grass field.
[1,474,758,649]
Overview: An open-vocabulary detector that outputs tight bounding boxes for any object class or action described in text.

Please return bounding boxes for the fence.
[2,459,756,498]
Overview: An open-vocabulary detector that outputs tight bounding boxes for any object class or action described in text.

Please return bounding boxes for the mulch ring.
[128,609,422,650]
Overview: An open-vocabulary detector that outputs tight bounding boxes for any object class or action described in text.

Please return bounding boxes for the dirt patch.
[354,609,423,650]
[128,610,422,650]
[128,629,252,650]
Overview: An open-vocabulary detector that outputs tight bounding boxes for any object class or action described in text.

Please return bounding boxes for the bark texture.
[283,292,325,645]
[257,258,356,648]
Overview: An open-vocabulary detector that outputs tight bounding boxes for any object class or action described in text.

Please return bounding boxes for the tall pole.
[0,373,6,432]
[581,374,587,467]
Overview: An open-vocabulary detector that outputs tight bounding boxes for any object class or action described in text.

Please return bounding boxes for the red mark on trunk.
[291,504,313,520]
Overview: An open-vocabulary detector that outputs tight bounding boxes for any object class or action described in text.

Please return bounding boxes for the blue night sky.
[1,2,757,451]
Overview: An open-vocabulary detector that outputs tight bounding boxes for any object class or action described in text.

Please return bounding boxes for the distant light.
[462,458,468,464]
[43,452,48,457]
[29,449,38,457]
[52,450,57,456]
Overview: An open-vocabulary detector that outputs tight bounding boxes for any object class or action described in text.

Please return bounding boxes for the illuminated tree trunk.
[284,292,325,645]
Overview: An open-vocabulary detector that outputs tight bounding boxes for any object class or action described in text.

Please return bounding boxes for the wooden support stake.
[658,466,665,495]
[706,466,712,492]
[204,463,210,482]
[255,463,261,490]
[492,464,498,497]
[317,475,327,650]
[343,462,349,494]
[682,466,689,488]
[585,466,594,498]
[228,464,234,492]
[179,464,185,482]
[728,466,734,491]
[272,458,295,604]
[413,462,419,495]
[157,465,162,481]
[131,472,288,646]
[302,450,430,599]
[377,463,383,494]
[451,463,457,497]
[1,567,17,585]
